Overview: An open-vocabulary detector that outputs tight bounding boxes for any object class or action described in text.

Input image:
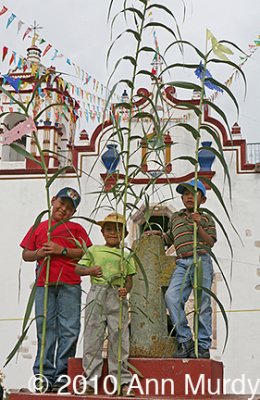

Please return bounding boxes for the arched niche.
[1,113,26,162]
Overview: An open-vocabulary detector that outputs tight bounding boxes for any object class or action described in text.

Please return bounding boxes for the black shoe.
[190,346,210,359]
[51,381,68,393]
[173,338,194,358]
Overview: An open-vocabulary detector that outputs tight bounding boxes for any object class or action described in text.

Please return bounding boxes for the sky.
[1,0,260,143]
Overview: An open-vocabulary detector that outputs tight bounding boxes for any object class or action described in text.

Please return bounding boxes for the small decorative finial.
[29,20,43,46]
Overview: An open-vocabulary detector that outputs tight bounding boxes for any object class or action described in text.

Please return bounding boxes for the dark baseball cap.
[56,187,81,209]
[176,179,206,197]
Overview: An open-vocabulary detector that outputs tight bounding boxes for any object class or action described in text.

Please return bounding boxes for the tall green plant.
[105,0,183,394]
[1,72,92,391]
[104,0,246,380]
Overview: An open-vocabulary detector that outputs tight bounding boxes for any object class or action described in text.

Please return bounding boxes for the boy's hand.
[89,266,103,278]
[118,287,128,298]
[142,230,163,237]
[42,241,63,255]
[192,212,202,226]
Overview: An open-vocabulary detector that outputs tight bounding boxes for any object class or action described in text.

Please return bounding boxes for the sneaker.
[76,384,95,395]
[121,384,135,397]
[190,346,210,359]
[173,338,194,358]
[51,381,68,393]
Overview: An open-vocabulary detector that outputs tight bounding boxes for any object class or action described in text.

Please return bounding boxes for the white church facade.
[1,42,260,394]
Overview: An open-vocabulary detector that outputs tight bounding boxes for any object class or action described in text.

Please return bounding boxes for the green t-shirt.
[78,245,136,286]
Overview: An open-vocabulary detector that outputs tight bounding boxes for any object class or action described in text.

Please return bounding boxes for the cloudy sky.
[1,0,260,142]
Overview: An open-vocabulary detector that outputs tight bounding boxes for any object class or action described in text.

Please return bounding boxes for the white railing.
[247,143,260,164]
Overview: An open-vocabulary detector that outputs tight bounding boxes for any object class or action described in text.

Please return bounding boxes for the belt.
[176,250,207,259]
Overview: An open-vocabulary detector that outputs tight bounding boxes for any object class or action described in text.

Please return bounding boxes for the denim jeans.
[33,284,81,385]
[165,254,213,349]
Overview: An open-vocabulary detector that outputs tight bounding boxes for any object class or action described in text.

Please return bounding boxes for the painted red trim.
[134,88,152,107]
[203,106,255,172]
[164,86,200,106]
[0,166,75,176]
[100,171,215,191]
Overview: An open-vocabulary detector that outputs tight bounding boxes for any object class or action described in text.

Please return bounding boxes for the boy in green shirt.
[75,213,136,397]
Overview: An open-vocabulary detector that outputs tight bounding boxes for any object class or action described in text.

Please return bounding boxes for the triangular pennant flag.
[51,49,58,61]
[17,20,24,34]
[2,46,8,61]
[6,13,16,29]
[3,74,21,92]
[9,52,15,65]
[42,43,52,56]
[0,5,8,16]
[22,26,32,40]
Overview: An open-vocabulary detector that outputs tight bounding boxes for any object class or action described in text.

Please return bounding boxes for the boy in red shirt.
[20,187,92,392]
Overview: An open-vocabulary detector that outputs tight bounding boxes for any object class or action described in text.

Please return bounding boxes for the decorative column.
[164,132,172,173]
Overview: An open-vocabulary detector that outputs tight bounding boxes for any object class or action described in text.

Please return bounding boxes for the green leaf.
[196,257,203,312]
[174,123,200,140]
[164,40,205,60]
[22,282,37,332]
[125,28,141,41]
[4,319,35,367]
[119,79,134,89]
[163,81,202,92]
[203,100,230,133]
[205,78,239,115]
[201,286,229,352]
[46,166,75,188]
[123,55,137,66]
[208,58,247,98]
[35,102,63,121]
[199,177,242,245]
[10,143,42,166]
[0,84,27,113]
[32,210,49,232]
[198,145,232,197]
[174,156,198,165]
[130,253,149,299]
[49,216,99,232]
[160,62,203,77]
[144,22,178,42]
[206,246,232,303]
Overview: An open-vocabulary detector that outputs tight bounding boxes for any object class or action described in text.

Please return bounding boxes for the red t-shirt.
[20,219,92,286]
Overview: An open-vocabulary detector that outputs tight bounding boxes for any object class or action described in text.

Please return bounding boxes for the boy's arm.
[192,212,216,248]
[75,264,103,277]
[22,243,84,262]
[22,248,43,262]
[118,275,133,298]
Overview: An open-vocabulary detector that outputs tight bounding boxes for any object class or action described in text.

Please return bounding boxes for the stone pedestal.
[130,235,176,357]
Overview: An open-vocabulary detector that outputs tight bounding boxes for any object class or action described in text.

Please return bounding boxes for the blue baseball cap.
[56,187,81,209]
[176,179,206,197]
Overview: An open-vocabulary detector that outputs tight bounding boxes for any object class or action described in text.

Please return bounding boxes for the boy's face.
[102,222,123,248]
[51,196,75,221]
[181,189,206,211]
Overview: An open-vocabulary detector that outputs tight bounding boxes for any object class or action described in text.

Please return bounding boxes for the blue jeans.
[34,284,81,385]
[165,254,213,349]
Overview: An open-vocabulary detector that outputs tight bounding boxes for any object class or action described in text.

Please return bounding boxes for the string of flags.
[0,4,120,108]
